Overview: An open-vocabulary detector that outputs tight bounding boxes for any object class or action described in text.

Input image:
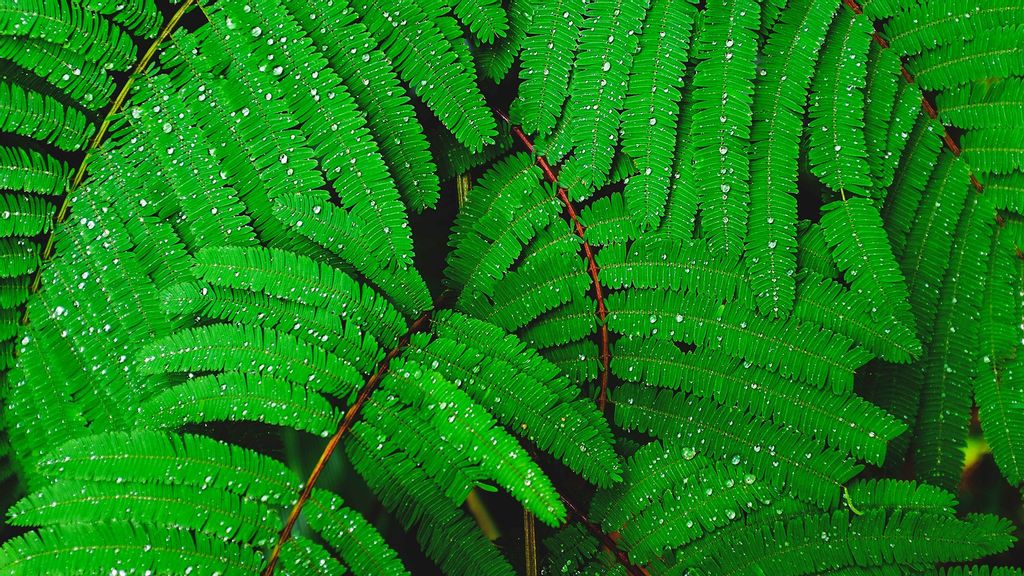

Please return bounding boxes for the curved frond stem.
[21,0,199,322]
[261,303,441,576]
[558,487,651,576]
[842,0,986,194]
[496,108,612,412]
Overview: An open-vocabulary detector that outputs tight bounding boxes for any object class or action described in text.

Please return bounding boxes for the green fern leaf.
[384,360,567,525]
[819,196,916,335]
[899,152,973,343]
[562,0,649,187]
[0,38,116,110]
[351,0,497,149]
[8,480,280,545]
[975,224,1024,485]
[796,220,840,278]
[0,524,263,575]
[882,114,943,260]
[0,194,51,238]
[607,289,872,392]
[0,0,136,70]
[612,383,863,508]
[690,0,759,254]
[137,372,341,436]
[475,0,532,82]
[916,195,993,490]
[513,0,585,135]
[597,236,750,305]
[909,26,1024,91]
[885,0,1024,56]
[0,82,93,151]
[795,271,921,362]
[612,338,906,464]
[862,44,903,191]
[446,0,509,43]
[138,323,378,401]
[745,0,836,316]
[679,510,1014,575]
[938,78,1024,131]
[347,422,517,576]
[962,128,1024,175]
[620,0,696,230]
[807,14,874,199]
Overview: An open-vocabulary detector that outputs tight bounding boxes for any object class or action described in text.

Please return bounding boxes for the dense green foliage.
[0,0,1023,574]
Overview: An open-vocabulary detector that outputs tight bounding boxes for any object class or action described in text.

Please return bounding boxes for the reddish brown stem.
[261,308,437,576]
[560,491,651,576]
[842,0,985,194]
[495,110,612,412]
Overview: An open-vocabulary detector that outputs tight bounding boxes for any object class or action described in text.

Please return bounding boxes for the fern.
[2,0,1024,573]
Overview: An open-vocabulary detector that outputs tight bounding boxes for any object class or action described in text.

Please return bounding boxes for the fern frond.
[447,154,558,304]
[283,0,440,211]
[916,194,993,490]
[796,220,840,278]
[384,360,567,525]
[0,194,52,238]
[137,372,341,437]
[807,14,874,199]
[900,152,973,343]
[987,172,1024,213]
[0,524,262,575]
[612,384,863,508]
[350,0,497,149]
[446,0,509,43]
[0,38,116,110]
[976,223,1024,484]
[561,0,649,187]
[962,129,1024,175]
[270,194,432,316]
[347,420,518,576]
[620,0,696,230]
[678,510,1014,575]
[139,323,377,400]
[843,478,957,516]
[518,296,596,349]
[598,236,750,304]
[658,99,699,239]
[882,114,943,260]
[690,0,759,253]
[0,82,93,151]
[619,459,770,563]
[885,0,1024,56]
[421,311,621,485]
[8,480,280,545]
[0,0,136,70]
[938,78,1024,131]
[475,0,532,82]
[819,196,916,334]
[794,271,921,362]
[305,490,411,576]
[513,0,585,135]
[937,567,1024,576]
[746,0,836,316]
[909,26,1024,91]
[607,289,872,392]
[577,192,641,245]
[612,338,906,464]
[862,44,903,191]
